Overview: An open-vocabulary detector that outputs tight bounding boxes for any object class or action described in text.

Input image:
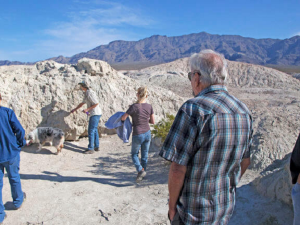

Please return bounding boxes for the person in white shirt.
[71,82,102,154]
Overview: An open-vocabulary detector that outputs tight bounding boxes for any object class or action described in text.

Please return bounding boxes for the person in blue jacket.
[0,93,27,224]
[121,87,155,182]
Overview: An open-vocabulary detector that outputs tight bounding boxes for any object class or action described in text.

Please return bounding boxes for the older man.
[0,93,27,224]
[159,50,253,225]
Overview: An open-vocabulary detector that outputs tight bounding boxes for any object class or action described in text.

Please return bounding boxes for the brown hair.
[136,87,148,103]
[0,93,2,100]
[78,82,89,90]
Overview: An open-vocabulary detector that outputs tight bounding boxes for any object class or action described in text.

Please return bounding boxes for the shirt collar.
[195,85,228,97]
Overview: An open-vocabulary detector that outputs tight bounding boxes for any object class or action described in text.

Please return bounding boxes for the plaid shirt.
[160,85,253,225]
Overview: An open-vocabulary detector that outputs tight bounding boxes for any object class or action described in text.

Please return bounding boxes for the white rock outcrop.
[0,58,183,141]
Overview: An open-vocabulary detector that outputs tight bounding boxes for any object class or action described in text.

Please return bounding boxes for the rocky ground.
[2,135,293,225]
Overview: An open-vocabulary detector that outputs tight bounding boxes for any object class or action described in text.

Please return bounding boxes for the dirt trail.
[1,135,293,225]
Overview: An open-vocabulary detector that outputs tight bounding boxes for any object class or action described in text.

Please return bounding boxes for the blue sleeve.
[9,110,26,148]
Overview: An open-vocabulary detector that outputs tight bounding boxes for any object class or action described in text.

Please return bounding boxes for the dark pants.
[171,212,185,225]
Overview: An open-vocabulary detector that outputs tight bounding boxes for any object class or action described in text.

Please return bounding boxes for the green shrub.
[151,114,175,142]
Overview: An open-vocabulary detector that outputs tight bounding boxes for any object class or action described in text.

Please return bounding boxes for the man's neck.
[194,83,210,96]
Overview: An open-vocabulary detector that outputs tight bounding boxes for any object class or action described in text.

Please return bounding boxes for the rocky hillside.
[57,33,300,66]
[0,60,34,66]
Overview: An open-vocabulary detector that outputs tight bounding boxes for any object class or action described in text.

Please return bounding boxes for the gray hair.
[189,49,228,85]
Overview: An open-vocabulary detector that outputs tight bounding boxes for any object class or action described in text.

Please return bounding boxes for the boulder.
[253,155,293,206]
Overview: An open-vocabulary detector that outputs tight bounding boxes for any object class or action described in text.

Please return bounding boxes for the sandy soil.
[1,135,293,225]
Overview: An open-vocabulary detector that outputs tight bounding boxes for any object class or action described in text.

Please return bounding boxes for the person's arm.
[71,103,85,113]
[121,113,129,121]
[9,111,26,148]
[83,90,100,114]
[168,162,187,221]
[240,158,250,178]
[122,105,133,121]
[149,114,155,124]
[291,133,300,184]
[83,103,99,113]
[240,115,252,178]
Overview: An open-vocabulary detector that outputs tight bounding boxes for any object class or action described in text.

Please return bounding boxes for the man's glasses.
[188,71,200,81]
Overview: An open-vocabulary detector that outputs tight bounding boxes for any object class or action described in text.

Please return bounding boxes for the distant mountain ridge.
[1,32,300,68]
[0,60,34,66]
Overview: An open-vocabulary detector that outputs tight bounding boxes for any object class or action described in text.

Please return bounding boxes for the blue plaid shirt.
[159,85,253,225]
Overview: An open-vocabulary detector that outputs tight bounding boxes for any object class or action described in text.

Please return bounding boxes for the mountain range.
[1,32,300,69]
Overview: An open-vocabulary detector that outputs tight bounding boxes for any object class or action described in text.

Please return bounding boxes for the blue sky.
[0,0,299,62]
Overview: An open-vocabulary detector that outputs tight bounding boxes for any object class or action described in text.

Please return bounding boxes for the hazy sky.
[0,0,299,62]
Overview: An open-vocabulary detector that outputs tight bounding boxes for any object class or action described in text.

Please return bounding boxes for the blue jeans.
[292,183,300,225]
[0,153,24,222]
[131,130,151,172]
[88,115,101,151]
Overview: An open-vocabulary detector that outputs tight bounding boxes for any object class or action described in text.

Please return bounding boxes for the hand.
[82,109,89,114]
[168,209,177,222]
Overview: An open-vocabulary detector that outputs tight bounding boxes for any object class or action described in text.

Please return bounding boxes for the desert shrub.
[151,114,175,142]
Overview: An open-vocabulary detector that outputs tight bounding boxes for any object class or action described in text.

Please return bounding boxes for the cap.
[78,81,89,89]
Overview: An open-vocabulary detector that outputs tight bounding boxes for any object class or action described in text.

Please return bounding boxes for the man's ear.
[195,73,201,87]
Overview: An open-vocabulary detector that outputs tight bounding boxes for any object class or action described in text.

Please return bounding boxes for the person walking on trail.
[0,93,27,224]
[159,50,253,225]
[71,82,102,154]
[290,132,300,225]
[121,87,155,182]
